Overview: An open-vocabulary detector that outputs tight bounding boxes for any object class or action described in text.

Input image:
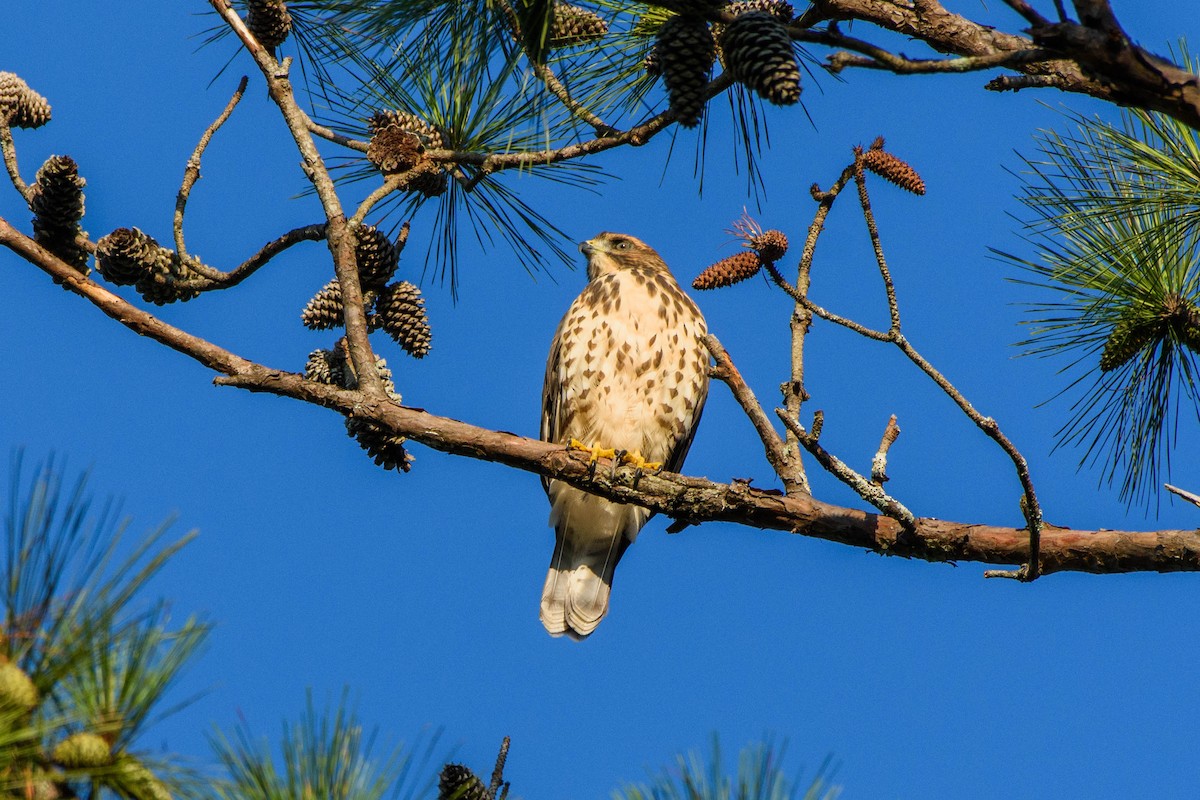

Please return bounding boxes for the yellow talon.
[621,450,662,471]
[569,438,617,463]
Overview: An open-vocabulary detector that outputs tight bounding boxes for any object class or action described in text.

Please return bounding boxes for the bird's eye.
[615,240,630,250]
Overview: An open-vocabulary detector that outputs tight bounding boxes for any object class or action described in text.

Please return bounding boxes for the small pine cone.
[438,764,490,800]
[720,11,801,106]
[30,155,89,273]
[95,227,163,286]
[723,0,794,20]
[860,149,926,195]
[356,225,399,288]
[0,662,38,712]
[656,15,716,127]
[301,281,345,329]
[406,164,449,198]
[750,228,787,262]
[245,0,292,50]
[52,732,113,769]
[367,111,445,150]
[108,755,172,800]
[304,348,346,386]
[643,49,662,76]
[693,251,762,289]
[346,418,413,473]
[376,281,432,358]
[549,4,608,46]
[136,250,203,305]
[367,126,424,175]
[0,71,52,129]
[1100,316,1156,372]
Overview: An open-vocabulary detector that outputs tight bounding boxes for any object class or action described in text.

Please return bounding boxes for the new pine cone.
[719,11,801,106]
[548,4,608,46]
[0,71,51,129]
[30,155,89,273]
[861,149,926,195]
[693,251,762,289]
[438,764,490,800]
[52,732,112,769]
[0,662,38,712]
[655,15,716,128]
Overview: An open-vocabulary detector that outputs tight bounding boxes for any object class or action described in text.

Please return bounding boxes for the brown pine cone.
[367,111,445,150]
[356,225,399,288]
[375,281,432,358]
[30,155,89,273]
[860,149,926,195]
[367,126,424,175]
[438,764,490,800]
[655,15,716,127]
[0,71,51,129]
[246,0,292,50]
[693,251,762,289]
[719,11,801,106]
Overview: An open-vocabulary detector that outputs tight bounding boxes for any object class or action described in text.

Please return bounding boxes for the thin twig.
[178,223,326,289]
[489,736,510,798]
[175,76,248,260]
[307,119,369,152]
[705,334,806,493]
[349,174,405,227]
[762,261,891,341]
[1166,484,1200,510]
[775,409,917,533]
[852,150,901,332]
[0,125,31,201]
[871,415,901,486]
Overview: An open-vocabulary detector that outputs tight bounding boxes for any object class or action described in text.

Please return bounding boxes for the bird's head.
[579,232,669,281]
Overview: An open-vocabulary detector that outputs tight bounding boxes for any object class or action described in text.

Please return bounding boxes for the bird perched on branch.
[540,232,710,639]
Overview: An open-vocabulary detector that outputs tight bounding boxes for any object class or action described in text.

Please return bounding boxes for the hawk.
[540,232,710,639]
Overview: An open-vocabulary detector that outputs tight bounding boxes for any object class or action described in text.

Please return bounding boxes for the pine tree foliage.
[0,455,209,799]
[998,105,1200,507]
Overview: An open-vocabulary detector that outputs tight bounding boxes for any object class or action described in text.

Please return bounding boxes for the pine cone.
[95,228,200,304]
[375,281,432,357]
[0,662,38,712]
[367,111,445,150]
[860,149,926,195]
[749,228,787,262]
[549,4,608,46]
[656,15,716,127]
[367,126,424,175]
[693,251,762,289]
[30,155,89,273]
[356,225,399,288]
[406,163,449,198]
[245,0,292,50]
[52,732,112,769]
[1100,315,1156,372]
[0,71,51,129]
[438,764,490,800]
[301,281,346,329]
[108,755,171,800]
[304,348,346,385]
[714,1,795,64]
[720,11,800,106]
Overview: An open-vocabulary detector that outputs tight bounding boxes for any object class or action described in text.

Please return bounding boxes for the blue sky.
[4,2,1200,797]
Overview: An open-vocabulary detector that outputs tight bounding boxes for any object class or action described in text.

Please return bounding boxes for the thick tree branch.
[807,0,1200,130]
[5,215,1199,577]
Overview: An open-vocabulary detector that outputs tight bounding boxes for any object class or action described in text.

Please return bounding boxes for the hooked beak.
[579,239,596,256]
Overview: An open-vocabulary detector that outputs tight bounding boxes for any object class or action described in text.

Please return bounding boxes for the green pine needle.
[997,101,1200,509]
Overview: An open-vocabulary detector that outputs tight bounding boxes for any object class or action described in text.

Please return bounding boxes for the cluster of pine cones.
[0,660,172,800]
[648,0,801,127]
[300,224,432,359]
[95,227,205,305]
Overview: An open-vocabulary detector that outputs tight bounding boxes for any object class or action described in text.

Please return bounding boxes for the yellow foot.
[569,438,617,463]
[620,450,662,471]
[567,440,661,471]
